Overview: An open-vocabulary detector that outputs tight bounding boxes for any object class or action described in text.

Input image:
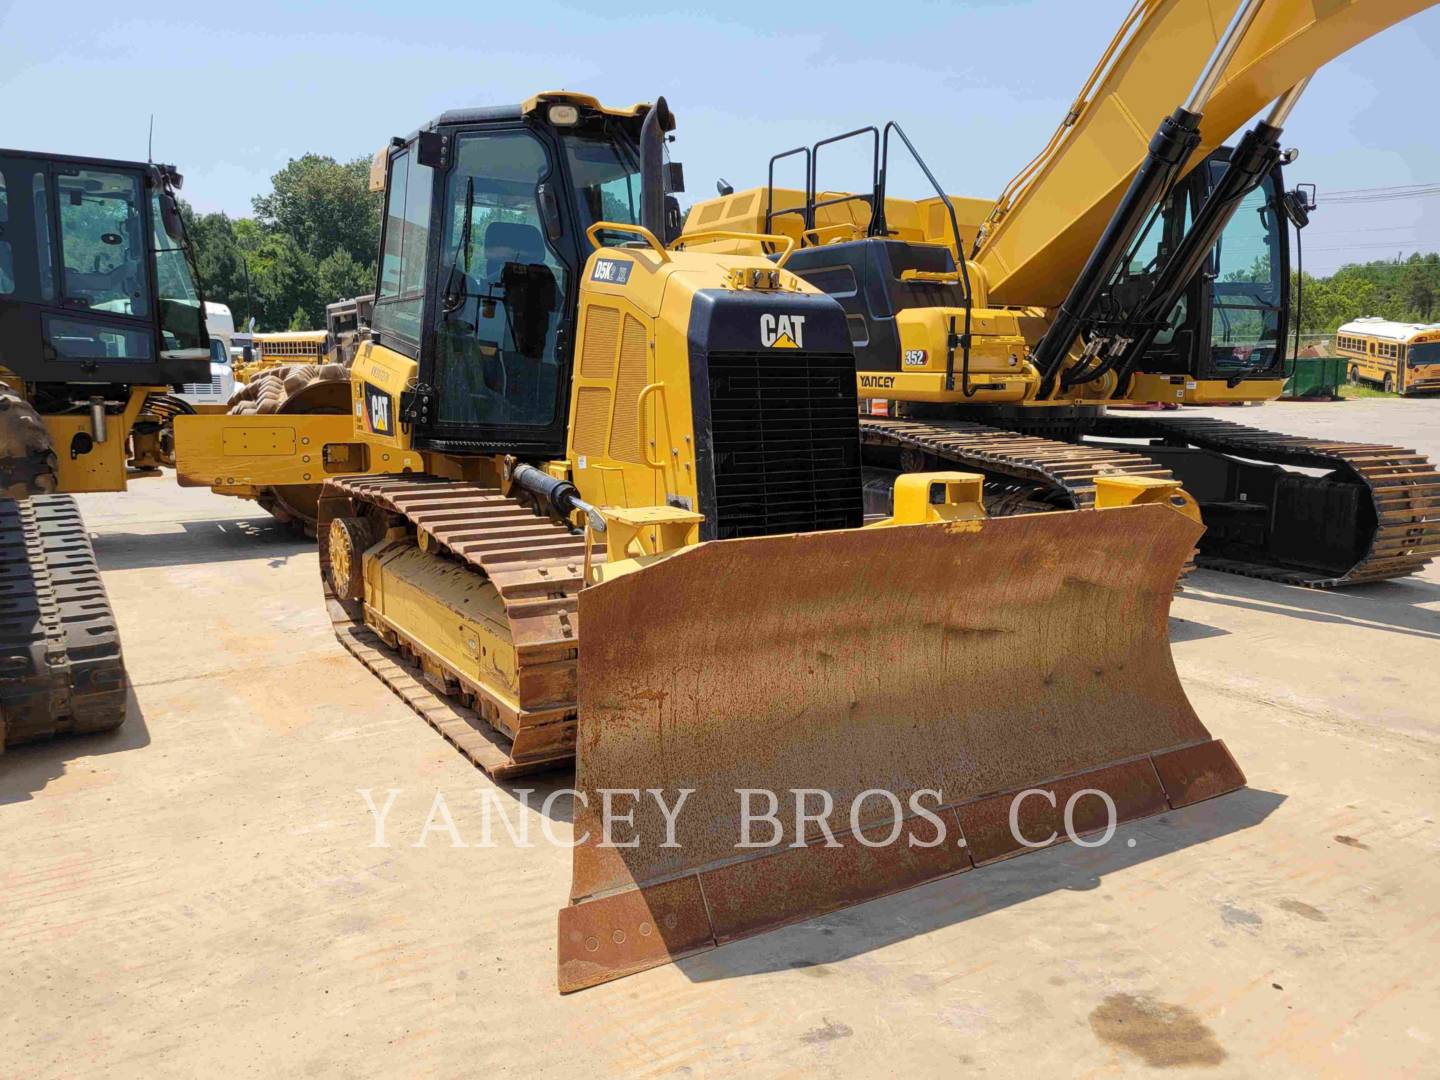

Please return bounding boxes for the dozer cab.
[178,91,1243,992]
[0,149,209,749]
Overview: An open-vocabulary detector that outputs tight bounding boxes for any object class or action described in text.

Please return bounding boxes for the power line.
[1320,183,1440,205]
[1305,244,1439,253]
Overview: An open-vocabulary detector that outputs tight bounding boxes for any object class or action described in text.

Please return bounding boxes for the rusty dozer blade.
[557,503,1244,992]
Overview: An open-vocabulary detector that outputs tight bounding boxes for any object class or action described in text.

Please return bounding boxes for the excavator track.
[0,495,126,750]
[860,416,1177,509]
[1093,414,1440,586]
[317,475,594,777]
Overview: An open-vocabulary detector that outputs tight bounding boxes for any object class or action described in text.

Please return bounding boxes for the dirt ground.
[3,399,1437,1077]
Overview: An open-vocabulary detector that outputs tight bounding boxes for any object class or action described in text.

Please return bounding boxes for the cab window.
[562,132,642,239]
[56,168,150,317]
[430,128,570,430]
[1209,170,1282,373]
[0,160,57,302]
[371,149,434,349]
[0,171,11,294]
[151,191,206,357]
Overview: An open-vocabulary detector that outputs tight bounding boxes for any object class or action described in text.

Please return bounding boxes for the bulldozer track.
[0,495,126,750]
[860,416,1176,509]
[318,474,594,777]
[1093,414,1440,586]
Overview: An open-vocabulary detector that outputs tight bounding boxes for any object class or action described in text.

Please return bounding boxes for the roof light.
[548,104,580,126]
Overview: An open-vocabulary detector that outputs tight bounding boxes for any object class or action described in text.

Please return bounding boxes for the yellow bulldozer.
[176,91,1240,992]
[683,0,1440,587]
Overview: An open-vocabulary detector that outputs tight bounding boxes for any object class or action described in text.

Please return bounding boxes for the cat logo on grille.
[760,313,805,349]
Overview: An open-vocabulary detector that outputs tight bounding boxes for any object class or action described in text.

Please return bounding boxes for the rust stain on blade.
[1152,740,1246,808]
[701,812,973,943]
[559,503,1241,991]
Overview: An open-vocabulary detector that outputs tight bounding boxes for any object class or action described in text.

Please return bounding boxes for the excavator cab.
[1112,148,1292,395]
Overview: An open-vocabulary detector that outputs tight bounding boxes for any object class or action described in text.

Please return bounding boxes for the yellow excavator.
[0,149,210,750]
[683,0,1440,586]
[175,91,1240,992]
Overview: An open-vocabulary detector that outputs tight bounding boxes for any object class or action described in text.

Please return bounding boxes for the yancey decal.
[760,313,805,349]
[591,258,632,285]
[859,374,896,390]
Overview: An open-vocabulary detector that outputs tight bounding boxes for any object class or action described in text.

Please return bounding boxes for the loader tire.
[227,364,352,536]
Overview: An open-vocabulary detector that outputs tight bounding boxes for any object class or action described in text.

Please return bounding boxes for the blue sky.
[2,0,1436,274]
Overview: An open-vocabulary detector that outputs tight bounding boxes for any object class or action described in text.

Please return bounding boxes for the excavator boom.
[977,0,1438,307]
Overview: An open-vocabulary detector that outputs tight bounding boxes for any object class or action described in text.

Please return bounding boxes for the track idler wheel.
[327,515,378,600]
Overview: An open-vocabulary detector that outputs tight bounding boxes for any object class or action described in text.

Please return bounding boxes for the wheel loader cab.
[0,149,209,495]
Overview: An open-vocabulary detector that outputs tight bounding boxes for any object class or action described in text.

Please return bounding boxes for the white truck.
[176,301,237,410]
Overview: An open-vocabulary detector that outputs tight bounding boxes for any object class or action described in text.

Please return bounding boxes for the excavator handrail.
[585,221,670,261]
[878,121,976,397]
[765,144,812,232]
[671,230,797,267]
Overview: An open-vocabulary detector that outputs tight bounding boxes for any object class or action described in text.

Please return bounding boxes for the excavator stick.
[558,502,1242,991]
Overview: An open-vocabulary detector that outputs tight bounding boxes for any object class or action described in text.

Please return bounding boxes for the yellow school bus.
[232,329,330,383]
[1336,318,1440,396]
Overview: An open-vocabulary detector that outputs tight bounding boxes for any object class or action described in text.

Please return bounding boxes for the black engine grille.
[702,350,863,539]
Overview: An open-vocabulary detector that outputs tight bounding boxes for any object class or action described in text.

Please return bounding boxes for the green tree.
[316,248,373,311]
[251,155,380,268]
[1289,251,1440,337]
[185,154,381,330]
